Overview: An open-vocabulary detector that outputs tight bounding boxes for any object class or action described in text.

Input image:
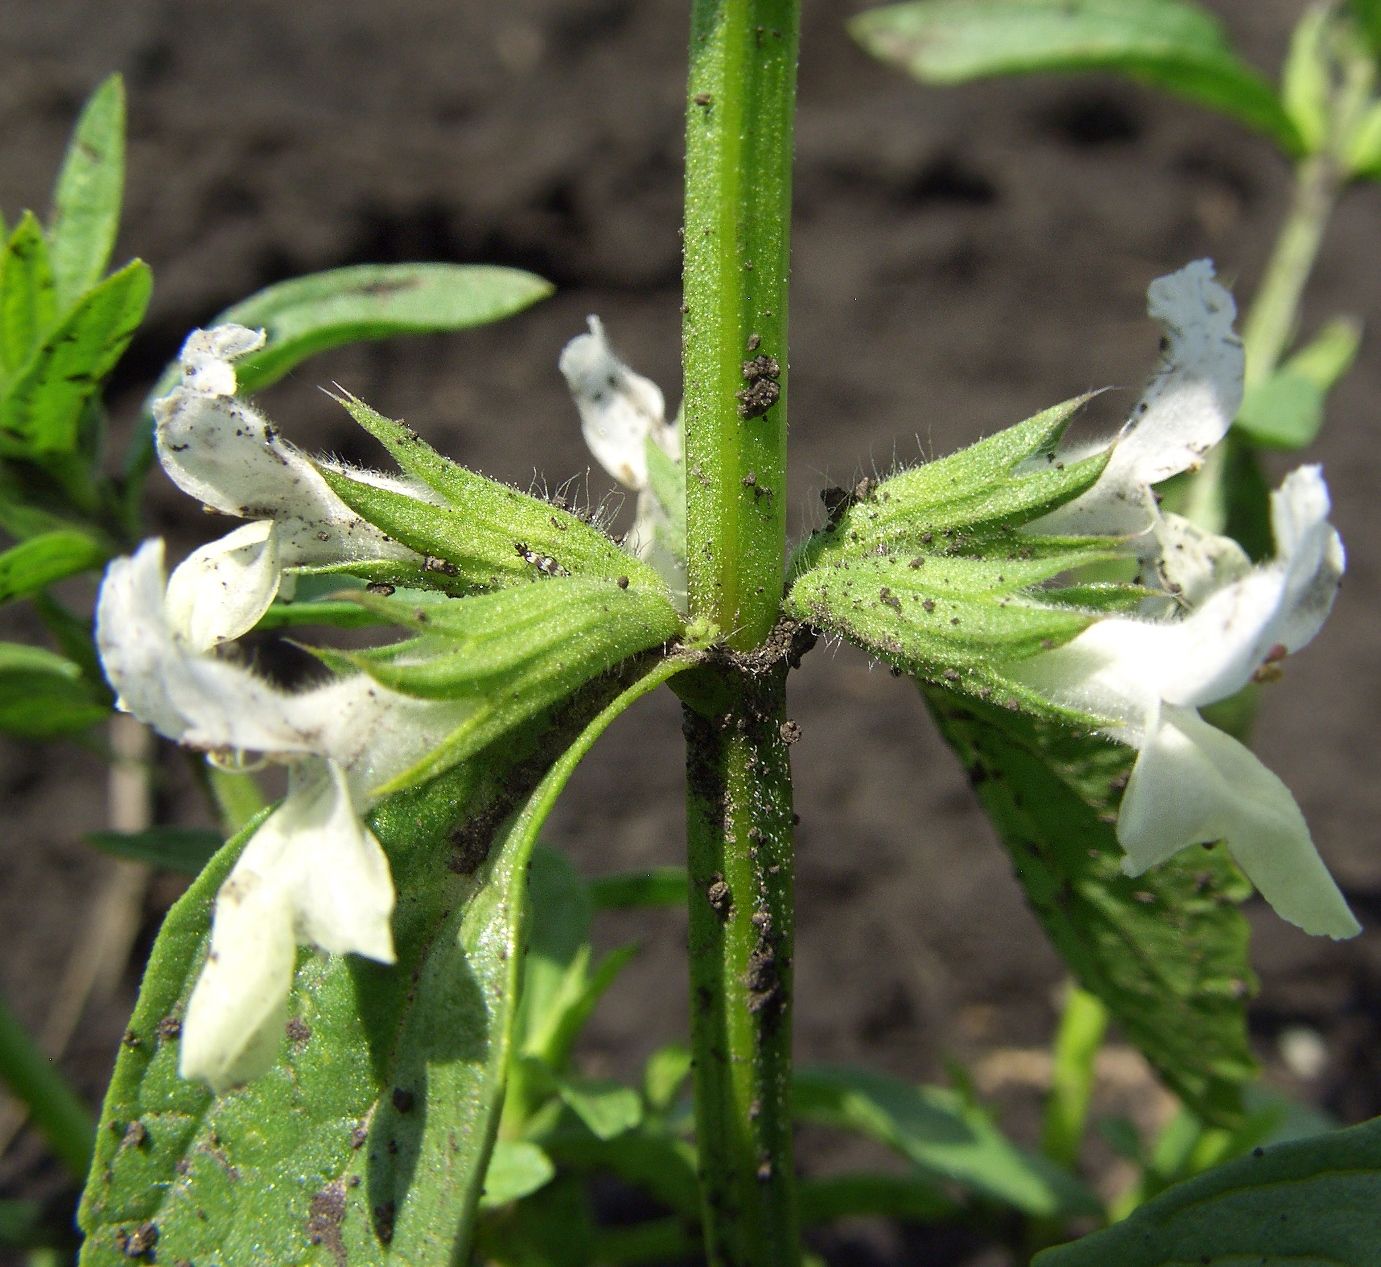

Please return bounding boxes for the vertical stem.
[684,661,798,1266]
[682,7,801,1258]
[1239,154,1342,387]
[683,0,799,650]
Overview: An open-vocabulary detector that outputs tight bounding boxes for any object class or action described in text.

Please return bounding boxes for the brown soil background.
[1,2,1378,1264]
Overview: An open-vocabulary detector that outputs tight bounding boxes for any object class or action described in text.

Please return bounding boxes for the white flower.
[97,537,469,1091]
[559,316,685,596]
[1032,259,1244,539]
[1013,467,1357,939]
[155,325,431,569]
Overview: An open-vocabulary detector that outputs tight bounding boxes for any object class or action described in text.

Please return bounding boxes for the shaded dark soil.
[1,3,1379,1264]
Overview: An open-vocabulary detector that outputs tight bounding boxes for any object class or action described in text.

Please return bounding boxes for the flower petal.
[179,837,298,1091]
[165,520,282,651]
[560,315,671,490]
[276,763,396,961]
[154,326,417,567]
[1120,705,1359,939]
[1033,261,1242,537]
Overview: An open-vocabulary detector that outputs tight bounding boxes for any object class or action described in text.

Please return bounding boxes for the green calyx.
[317,391,667,596]
[786,397,1135,705]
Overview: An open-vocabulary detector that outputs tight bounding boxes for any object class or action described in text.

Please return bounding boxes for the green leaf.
[0,259,150,457]
[0,530,108,604]
[85,828,222,873]
[589,866,689,910]
[1234,317,1360,449]
[0,643,107,739]
[0,213,58,375]
[47,75,125,309]
[799,1173,956,1224]
[322,392,659,592]
[213,264,552,396]
[795,1066,1099,1218]
[851,0,1302,153]
[555,1077,643,1141]
[1349,0,1381,58]
[77,660,686,1266]
[480,1140,556,1209]
[643,1045,693,1113]
[786,548,1105,709]
[925,691,1256,1127]
[1035,1117,1381,1266]
[1280,5,1333,154]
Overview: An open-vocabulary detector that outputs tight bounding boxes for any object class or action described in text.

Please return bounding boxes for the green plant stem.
[1239,154,1343,388]
[0,992,94,1181]
[1041,984,1109,1170]
[681,2,801,1261]
[683,660,798,1266]
[683,0,799,650]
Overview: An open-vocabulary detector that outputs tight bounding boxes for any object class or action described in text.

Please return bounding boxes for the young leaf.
[795,1066,1100,1218]
[0,643,108,739]
[589,866,690,910]
[926,691,1256,1127]
[47,75,125,310]
[554,1076,643,1141]
[851,0,1302,153]
[479,1140,556,1209]
[0,213,58,375]
[85,828,223,874]
[1234,317,1360,449]
[1035,1117,1381,1266]
[1280,3,1332,155]
[0,259,150,458]
[0,530,108,605]
[77,660,686,1266]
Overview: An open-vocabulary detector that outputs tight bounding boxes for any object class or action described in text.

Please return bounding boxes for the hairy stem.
[684,660,798,1265]
[683,0,799,650]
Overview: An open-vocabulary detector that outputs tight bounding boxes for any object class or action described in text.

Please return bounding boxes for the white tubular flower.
[97,538,470,1090]
[1033,260,1243,539]
[155,325,427,568]
[559,316,685,595]
[1012,466,1357,939]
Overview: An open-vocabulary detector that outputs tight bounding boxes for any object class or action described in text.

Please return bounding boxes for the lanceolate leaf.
[77,660,686,1266]
[851,0,1302,153]
[0,530,108,605]
[0,643,108,739]
[1035,1117,1381,1266]
[926,691,1256,1126]
[0,259,150,457]
[47,75,126,310]
[0,213,58,375]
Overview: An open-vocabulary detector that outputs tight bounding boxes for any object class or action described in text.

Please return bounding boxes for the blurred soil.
[0,2,1378,1264]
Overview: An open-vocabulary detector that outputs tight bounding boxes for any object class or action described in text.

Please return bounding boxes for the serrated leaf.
[0,259,150,457]
[480,1140,556,1209]
[47,75,125,309]
[0,642,107,738]
[926,691,1256,1126]
[1035,1117,1381,1266]
[0,213,58,375]
[325,392,657,591]
[77,661,684,1266]
[86,828,222,873]
[851,0,1302,153]
[0,529,108,604]
[795,1066,1099,1218]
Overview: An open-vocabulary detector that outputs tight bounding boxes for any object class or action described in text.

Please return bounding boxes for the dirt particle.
[879,586,902,612]
[115,1221,159,1259]
[448,821,492,875]
[706,874,732,919]
[120,1120,148,1150]
[922,598,936,613]
[693,91,713,107]
[156,1015,182,1041]
[736,376,780,419]
[423,554,458,575]
[392,1087,416,1113]
[746,332,761,351]
[374,1200,397,1244]
[616,575,629,589]
[350,1123,369,1150]
[367,578,396,595]
[286,1017,311,1043]
[779,719,801,744]
[306,1180,348,1266]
